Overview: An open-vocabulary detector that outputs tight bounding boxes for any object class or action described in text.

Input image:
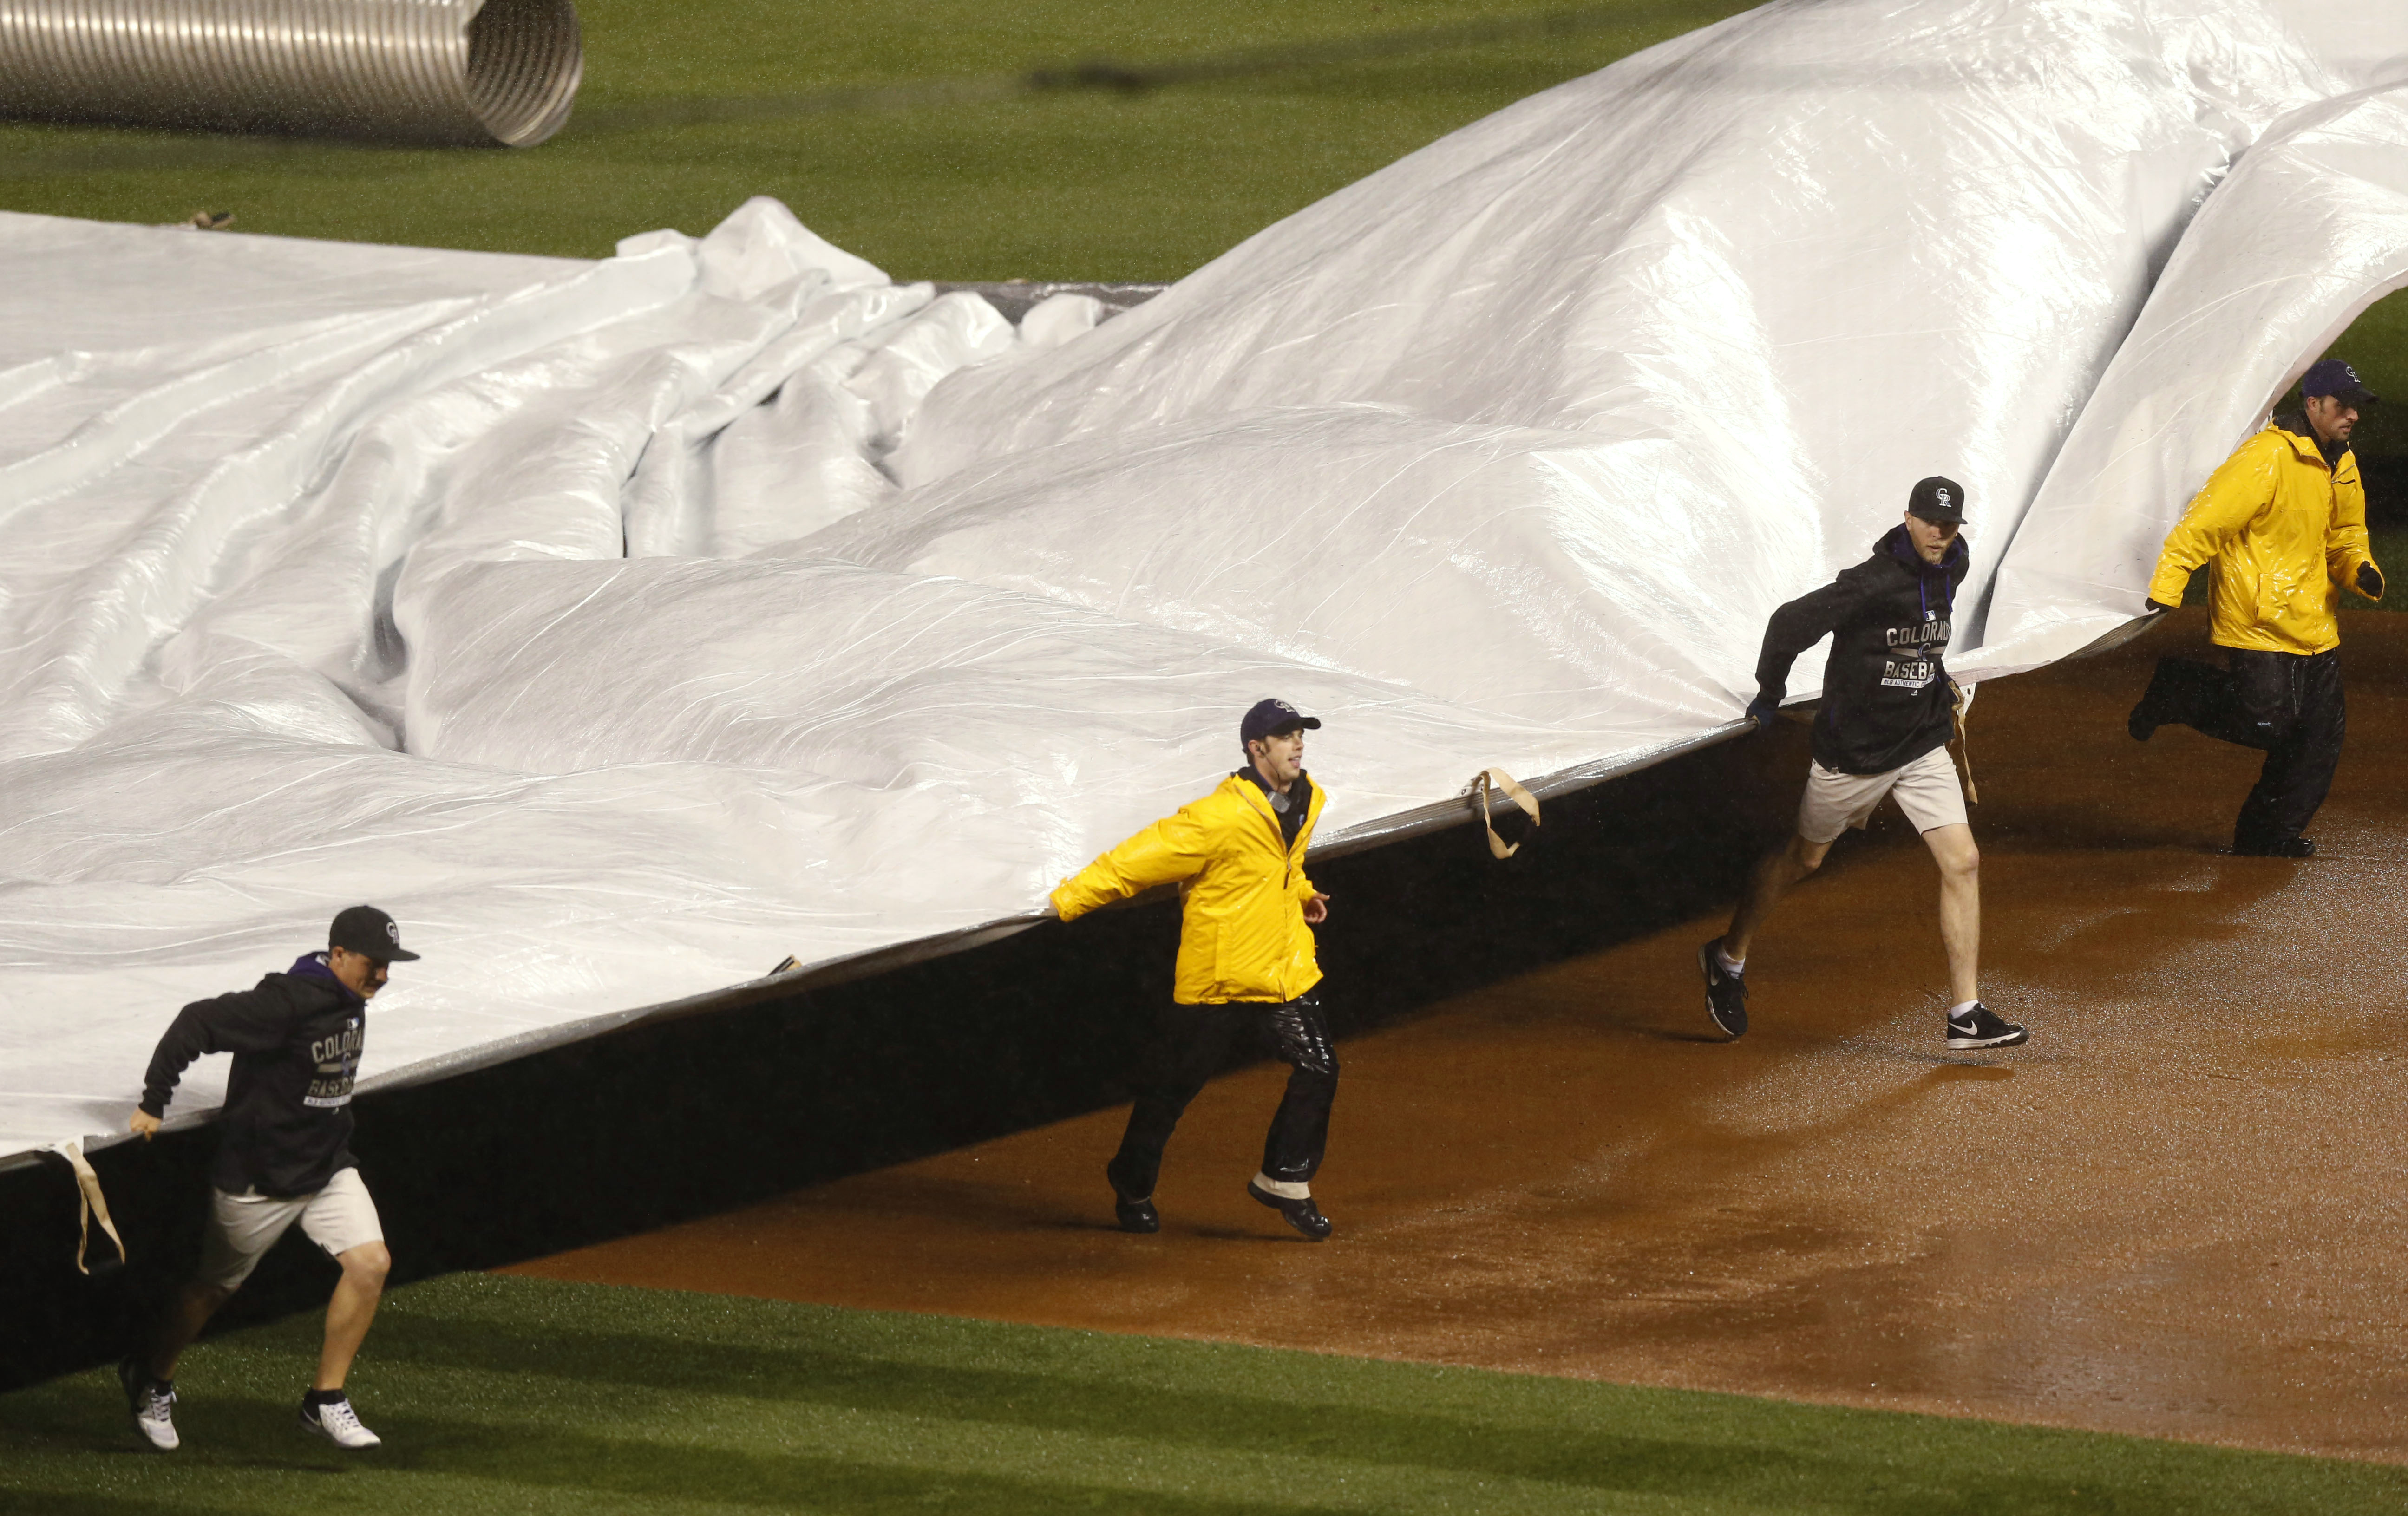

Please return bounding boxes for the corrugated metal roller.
[0,0,582,147]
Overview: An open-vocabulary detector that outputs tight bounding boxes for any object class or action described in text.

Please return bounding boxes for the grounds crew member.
[2126,358,2382,856]
[1699,477,2028,1051]
[1050,699,1340,1241]
[119,906,420,1453]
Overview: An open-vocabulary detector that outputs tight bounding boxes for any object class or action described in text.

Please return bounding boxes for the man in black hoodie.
[1697,477,2028,1052]
[118,905,420,1454]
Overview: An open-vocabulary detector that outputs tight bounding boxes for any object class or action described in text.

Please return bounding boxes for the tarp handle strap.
[44,1141,126,1276]
[1474,767,1541,858]
[1950,680,1979,806]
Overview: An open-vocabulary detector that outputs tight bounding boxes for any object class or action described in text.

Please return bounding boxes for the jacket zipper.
[1243,787,1302,891]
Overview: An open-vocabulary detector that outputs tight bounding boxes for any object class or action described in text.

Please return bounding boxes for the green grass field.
[0,0,1756,278]
[2,1272,2402,1515]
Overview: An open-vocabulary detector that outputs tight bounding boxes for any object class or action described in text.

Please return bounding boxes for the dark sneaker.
[2232,836,2315,858]
[1946,1004,2029,1050]
[2127,695,2160,742]
[299,1393,380,1450]
[1112,1192,1159,1234]
[1699,939,1748,1039]
[1246,1179,1332,1241]
[2128,661,2178,741]
[119,1357,177,1451]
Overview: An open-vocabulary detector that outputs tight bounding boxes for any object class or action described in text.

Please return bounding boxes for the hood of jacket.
[1879,523,1968,616]
[2271,412,2350,470]
[287,951,365,1007]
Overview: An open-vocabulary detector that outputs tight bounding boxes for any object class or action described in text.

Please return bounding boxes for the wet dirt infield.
[511,610,2408,1463]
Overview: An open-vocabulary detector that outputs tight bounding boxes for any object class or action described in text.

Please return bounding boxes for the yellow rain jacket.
[2146,418,2381,655]
[1052,773,1326,1005]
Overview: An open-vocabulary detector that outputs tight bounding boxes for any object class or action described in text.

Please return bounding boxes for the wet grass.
[2,1272,2403,1515]
[0,0,1752,279]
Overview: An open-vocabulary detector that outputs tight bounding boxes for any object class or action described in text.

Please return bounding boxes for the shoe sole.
[1946,1030,2030,1049]
[298,1413,380,1451]
[1247,1185,1331,1241]
[1698,943,1745,1039]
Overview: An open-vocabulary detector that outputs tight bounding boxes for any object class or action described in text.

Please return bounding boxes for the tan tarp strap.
[1950,680,1979,805]
[45,1141,126,1276]
[1474,768,1541,858]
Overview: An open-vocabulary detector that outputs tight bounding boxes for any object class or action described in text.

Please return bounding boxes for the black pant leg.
[1107,1005,1241,1202]
[2143,656,2267,747]
[1257,997,1340,1186]
[2235,649,2344,846]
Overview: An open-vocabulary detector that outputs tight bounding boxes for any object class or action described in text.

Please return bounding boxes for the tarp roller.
[0,0,582,146]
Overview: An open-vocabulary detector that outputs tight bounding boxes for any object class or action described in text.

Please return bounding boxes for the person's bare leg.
[313,1242,390,1392]
[1725,832,1833,961]
[1923,823,1981,1004]
[150,1281,233,1381]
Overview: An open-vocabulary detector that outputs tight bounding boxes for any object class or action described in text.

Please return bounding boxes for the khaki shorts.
[197,1166,384,1290]
[1797,743,1968,844]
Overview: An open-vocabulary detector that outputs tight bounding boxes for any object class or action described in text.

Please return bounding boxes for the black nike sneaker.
[1699,938,1748,1039]
[1945,1003,2029,1049]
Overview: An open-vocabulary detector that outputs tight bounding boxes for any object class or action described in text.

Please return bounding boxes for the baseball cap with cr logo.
[329,905,420,962]
[1907,475,1966,525]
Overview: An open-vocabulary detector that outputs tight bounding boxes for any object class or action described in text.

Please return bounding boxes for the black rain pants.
[1106,996,1338,1202]
[2138,647,2345,848]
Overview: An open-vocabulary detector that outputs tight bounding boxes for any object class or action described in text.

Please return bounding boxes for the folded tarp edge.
[1,719,1764,1178]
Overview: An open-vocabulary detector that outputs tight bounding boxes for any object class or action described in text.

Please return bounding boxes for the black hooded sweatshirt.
[139,953,367,1197]
[1754,523,1969,776]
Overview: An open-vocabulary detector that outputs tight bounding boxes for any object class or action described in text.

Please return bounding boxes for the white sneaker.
[118,1357,178,1451]
[299,1393,381,1450]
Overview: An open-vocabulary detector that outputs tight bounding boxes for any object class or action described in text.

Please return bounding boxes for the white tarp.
[2,0,2402,1164]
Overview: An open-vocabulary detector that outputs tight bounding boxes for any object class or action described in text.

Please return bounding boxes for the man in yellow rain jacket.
[2127,359,2384,856]
[1050,699,1338,1240]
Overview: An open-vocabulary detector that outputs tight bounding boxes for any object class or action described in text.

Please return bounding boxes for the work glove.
[1745,694,1782,732]
[2358,562,2384,600]
[2144,597,2180,616]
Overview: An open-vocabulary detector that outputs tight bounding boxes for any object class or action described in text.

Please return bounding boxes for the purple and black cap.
[2302,359,2377,406]
[1906,475,1966,525]
[330,904,419,963]
[1240,698,1322,747]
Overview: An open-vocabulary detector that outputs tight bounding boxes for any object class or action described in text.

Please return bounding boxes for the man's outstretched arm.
[1052,806,1219,922]
[129,988,285,1137]
[1748,578,1862,728]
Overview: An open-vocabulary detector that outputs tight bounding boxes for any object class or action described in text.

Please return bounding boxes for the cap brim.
[380,947,422,962]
